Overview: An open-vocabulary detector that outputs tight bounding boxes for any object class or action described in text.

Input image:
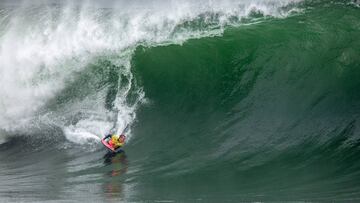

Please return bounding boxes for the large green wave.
[128,2,360,200]
[1,0,360,202]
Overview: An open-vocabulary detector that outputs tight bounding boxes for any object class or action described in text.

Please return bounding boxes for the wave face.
[1,0,360,202]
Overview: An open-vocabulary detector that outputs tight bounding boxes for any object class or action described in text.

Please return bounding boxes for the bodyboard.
[101,138,116,152]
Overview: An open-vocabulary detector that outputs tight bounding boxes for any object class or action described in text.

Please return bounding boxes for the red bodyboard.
[101,138,116,152]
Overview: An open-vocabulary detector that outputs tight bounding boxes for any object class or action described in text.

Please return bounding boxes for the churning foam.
[0,0,301,143]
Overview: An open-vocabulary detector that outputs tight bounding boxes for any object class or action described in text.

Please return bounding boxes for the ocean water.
[0,0,360,202]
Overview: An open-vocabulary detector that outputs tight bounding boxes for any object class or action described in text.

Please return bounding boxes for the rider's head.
[119,134,126,142]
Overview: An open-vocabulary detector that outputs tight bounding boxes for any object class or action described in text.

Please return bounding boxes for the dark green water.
[130,3,360,201]
[0,0,360,202]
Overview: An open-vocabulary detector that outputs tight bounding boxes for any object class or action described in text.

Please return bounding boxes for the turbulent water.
[0,0,360,202]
